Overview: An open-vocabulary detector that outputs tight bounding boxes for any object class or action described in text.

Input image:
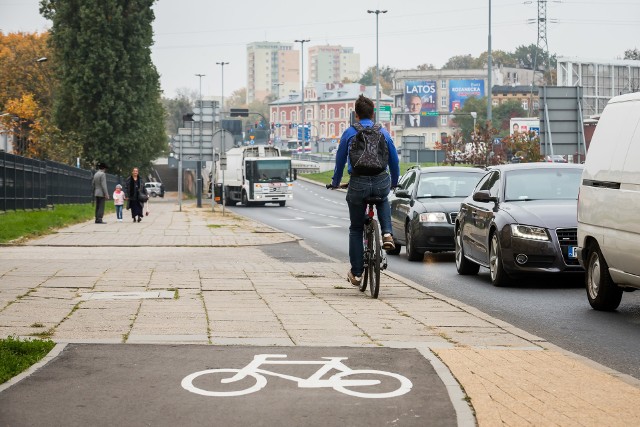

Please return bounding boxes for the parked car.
[455,163,584,286]
[577,92,640,311]
[545,154,568,163]
[144,182,165,198]
[388,166,485,261]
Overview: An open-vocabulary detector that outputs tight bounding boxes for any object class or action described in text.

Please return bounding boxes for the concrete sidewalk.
[1,196,640,425]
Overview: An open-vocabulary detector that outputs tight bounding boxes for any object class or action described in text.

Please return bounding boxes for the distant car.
[545,155,568,163]
[144,182,164,198]
[455,163,584,286]
[388,166,485,261]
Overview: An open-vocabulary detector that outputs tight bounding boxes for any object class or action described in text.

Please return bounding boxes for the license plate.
[568,246,578,259]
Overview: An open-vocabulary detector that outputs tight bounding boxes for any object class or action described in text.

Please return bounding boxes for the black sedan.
[454,163,584,286]
[388,166,485,261]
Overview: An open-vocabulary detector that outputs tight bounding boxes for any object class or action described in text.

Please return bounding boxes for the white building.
[308,45,360,84]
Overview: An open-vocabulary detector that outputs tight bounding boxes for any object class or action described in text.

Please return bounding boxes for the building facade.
[392,66,539,148]
[268,82,392,143]
[308,45,360,84]
[556,57,640,116]
[246,42,299,103]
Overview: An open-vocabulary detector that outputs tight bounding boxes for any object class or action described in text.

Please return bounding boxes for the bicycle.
[181,353,413,398]
[326,183,387,299]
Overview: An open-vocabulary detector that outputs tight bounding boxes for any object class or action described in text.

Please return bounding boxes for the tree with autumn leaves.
[0,31,76,161]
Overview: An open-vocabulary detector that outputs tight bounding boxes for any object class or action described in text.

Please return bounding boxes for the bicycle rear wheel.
[360,228,369,293]
[367,219,381,299]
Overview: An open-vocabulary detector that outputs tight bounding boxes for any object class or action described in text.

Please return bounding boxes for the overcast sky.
[2,0,639,99]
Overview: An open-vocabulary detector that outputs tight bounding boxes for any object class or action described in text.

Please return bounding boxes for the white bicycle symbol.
[181,354,413,399]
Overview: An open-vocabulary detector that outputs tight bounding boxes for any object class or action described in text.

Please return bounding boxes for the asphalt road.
[229,179,640,380]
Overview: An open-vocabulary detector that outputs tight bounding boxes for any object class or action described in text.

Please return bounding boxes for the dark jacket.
[125,176,147,201]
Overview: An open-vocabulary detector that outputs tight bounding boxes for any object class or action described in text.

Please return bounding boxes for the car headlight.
[419,212,447,223]
[510,224,549,241]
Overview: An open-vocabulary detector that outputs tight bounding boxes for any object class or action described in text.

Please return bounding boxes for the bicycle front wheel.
[181,369,267,397]
[367,219,381,299]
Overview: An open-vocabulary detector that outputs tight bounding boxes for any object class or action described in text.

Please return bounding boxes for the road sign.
[377,105,392,122]
[424,111,439,116]
[230,108,249,117]
[178,128,213,136]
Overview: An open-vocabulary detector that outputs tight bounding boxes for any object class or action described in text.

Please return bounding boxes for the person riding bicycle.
[330,95,400,287]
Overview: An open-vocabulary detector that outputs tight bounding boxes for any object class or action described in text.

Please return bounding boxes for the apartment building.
[308,45,360,84]
[246,42,299,103]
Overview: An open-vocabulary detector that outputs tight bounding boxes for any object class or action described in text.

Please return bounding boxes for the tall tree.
[358,65,395,94]
[624,48,640,60]
[442,55,478,70]
[162,89,195,136]
[40,0,166,175]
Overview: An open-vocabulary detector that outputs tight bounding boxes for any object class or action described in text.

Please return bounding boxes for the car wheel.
[455,226,479,275]
[151,192,157,198]
[405,225,422,261]
[241,191,252,207]
[489,232,509,287]
[586,244,622,311]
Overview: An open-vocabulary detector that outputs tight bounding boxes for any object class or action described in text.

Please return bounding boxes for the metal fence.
[0,152,121,212]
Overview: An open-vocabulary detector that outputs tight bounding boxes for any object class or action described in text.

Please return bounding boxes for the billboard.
[449,79,484,112]
[510,117,540,136]
[404,81,437,128]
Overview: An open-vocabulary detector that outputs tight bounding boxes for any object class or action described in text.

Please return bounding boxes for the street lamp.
[216,62,229,121]
[273,82,284,143]
[367,9,387,120]
[294,39,310,135]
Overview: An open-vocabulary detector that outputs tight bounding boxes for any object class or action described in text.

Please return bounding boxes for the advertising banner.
[404,81,437,128]
[510,117,540,136]
[449,80,484,112]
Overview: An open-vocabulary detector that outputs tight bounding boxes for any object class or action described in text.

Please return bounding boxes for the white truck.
[214,145,294,207]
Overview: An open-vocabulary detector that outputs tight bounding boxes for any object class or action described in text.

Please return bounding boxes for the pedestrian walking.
[91,162,110,224]
[125,167,147,223]
[112,184,125,222]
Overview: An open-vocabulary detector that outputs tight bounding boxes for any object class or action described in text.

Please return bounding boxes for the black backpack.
[349,122,389,176]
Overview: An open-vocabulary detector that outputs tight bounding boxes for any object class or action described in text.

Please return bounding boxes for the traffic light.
[271,122,275,130]
[254,121,258,128]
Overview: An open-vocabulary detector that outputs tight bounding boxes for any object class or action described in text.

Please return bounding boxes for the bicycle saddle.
[363,196,384,204]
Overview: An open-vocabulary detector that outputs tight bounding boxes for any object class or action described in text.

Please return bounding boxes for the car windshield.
[416,171,484,198]
[504,168,582,201]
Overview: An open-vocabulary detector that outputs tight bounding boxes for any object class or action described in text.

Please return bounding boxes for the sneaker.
[347,270,361,287]
[382,234,395,250]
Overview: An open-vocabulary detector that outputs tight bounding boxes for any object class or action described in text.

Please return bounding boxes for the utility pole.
[294,39,310,139]
[367,10,387,121]
[273,82,284,145]
[195,73,205,208]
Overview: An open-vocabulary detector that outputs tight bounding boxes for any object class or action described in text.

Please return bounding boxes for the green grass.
[301,162,437,185]
[0,336,55,384]
[0,204,96,243]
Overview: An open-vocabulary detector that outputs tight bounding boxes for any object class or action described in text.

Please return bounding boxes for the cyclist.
[330,95,400,287]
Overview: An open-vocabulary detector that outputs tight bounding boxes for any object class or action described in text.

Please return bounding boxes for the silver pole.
[195,73,205,208]
[178,135,183,212]
[294,39,310,139]
[487,0,492,122]
[368,10,387,121]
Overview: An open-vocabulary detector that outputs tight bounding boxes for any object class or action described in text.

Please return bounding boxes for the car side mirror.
[472,190,497,204]
[395,189,410,199]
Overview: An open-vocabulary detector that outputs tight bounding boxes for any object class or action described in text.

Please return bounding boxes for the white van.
[577,92,640,311]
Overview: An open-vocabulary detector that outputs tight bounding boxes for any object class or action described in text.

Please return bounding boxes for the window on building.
[440,115,447,126]
[291,111,297,122]
[441,80,447,89]
[441,96,447,108]
[339,123,345,133]
[320,109,326,120]
[281,111,286,123]
[432,133,437,143]
[321,124,326,136]
[492,99,499,107]
[339,108,345,119]
[521,99,529,110]
[306,108,313,120]
[533,100,539,110]
[329,123,335,136]
[330,108,335,119]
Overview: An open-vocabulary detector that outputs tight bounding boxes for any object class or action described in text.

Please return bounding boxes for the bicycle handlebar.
[326,183,349,190]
